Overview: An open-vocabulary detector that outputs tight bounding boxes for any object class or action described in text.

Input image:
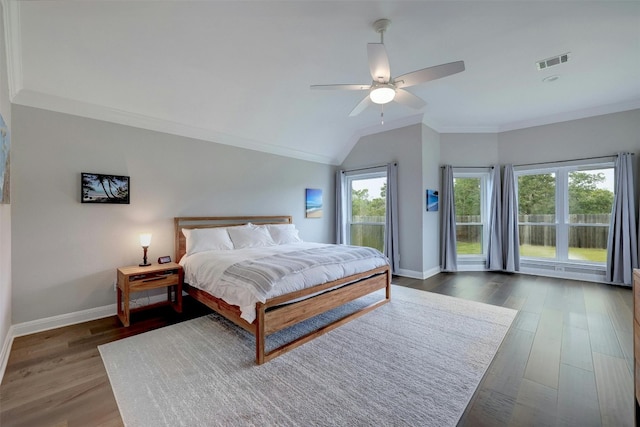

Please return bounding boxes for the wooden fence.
[456,214,611,249]
[351,216,385,252]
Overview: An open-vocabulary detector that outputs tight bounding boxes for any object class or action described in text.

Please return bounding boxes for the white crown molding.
[497,99,640,133]
[422,100,640,134]
[356,113,425,140]
[12,89,339,165]
[335,114,425,165]
[2,0,22,100]
[434,124,502,134]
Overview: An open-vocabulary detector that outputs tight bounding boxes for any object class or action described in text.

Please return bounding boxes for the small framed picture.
[426,189,439,212]
[305,188,323,218]
[81,172,130,204]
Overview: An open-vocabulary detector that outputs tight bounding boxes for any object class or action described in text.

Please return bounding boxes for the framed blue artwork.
[426,189,439,212]
[305,188,323,218]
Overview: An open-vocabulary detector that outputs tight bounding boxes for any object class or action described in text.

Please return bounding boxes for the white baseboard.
[0,293,168,385]
[0,325,15,385]
[11,293,169,338]
[395,267,441,280]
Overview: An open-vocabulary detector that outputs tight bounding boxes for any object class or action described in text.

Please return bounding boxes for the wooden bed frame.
[174,216,391,364]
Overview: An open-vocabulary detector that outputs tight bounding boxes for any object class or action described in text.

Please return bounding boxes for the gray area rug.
[99,286,516,426]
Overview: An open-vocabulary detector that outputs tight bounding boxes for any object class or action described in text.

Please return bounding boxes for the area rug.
[99,286,516,427]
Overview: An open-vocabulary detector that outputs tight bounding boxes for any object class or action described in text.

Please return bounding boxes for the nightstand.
[116,262,183,327]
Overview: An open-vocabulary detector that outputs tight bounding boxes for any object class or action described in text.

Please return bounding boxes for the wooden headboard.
[174,215,293,261]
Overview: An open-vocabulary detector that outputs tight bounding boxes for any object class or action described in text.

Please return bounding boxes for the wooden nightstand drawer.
[128,270,180,291]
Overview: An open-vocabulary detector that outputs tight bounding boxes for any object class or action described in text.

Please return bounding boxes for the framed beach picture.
[81,172,130,204]
[305,188,323,218]
[426,189,439,212]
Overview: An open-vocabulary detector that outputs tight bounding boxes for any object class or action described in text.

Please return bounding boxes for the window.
[567,168,614,262]
[453,172,490,257]
[515,163,614,264]
[345,171,386,252]
[517,172,557,259]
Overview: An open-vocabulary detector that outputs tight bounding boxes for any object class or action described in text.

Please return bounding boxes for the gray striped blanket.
[221,245,387,300]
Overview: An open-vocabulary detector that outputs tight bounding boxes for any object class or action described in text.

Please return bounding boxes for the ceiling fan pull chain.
[381,104,384,125]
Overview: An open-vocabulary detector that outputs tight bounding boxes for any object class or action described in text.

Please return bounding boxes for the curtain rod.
[440,165,494,169]
[342,162,396,173]
[514,153,632,168]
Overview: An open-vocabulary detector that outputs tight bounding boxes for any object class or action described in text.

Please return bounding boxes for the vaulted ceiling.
[4,1,640,165]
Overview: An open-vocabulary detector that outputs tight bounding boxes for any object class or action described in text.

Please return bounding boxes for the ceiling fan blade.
[349,95,373,117]
[394,89,426,110]
[395,60,465,88]
[367,43,391,82]
[310,84,370,91]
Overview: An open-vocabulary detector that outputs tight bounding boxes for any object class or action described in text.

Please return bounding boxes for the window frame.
[515,160,615,265]
[452,169,491,260]
[344,168,387,250]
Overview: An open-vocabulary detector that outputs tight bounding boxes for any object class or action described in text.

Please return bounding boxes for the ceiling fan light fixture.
[370,84,396,104]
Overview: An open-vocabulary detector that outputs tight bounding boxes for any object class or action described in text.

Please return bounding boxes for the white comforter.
[180,242,389,323]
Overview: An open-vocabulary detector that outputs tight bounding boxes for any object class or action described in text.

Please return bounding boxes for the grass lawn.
[457,242,606,263]
[456,241,482,255]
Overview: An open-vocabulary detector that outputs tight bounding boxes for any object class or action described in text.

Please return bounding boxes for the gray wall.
[421,125,441,275]
[440,133,499,167]
[343,110,640,279]
[341,124,429,277]
[497,110,640,165]
[441,110,640,201]
[0,2,12,359]
[8,102,640,326]
[11,106,335,324]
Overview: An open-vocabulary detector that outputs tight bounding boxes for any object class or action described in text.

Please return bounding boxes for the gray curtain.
[606,152,638,286]
[486,166,503,270]
[502,164,520,272]
[440,165,457,271]
[385,162,400,273]
[335,170,347,244]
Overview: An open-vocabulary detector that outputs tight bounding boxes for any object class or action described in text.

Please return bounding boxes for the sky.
[351,177,386,200]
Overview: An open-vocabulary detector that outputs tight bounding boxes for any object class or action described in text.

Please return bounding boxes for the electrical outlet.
[113,281,117,292]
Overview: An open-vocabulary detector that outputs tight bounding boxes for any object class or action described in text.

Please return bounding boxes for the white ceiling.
[4,1,640,165]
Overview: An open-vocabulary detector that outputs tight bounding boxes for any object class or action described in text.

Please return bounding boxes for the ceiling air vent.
[536,53,570,70]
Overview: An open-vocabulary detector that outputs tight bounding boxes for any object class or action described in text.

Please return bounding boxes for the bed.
[174,215,391,364]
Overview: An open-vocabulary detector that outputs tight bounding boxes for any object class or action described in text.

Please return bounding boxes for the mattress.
[180,242,389,323]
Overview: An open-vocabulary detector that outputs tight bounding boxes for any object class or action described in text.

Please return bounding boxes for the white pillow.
[182,227,234,256]
[227,224,276,249]
[269,226,303,244]
[265,223,295,231]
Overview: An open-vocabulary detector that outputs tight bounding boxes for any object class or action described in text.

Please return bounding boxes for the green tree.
[368,197,385,217]
[369,182,386,217]
[518,174,556,215]
[569,172,614,214]
[351,188,370,217]
[454,177,481,217]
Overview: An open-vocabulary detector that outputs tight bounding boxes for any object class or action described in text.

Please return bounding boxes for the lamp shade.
[139,233,152,247]
[369,84,396,104]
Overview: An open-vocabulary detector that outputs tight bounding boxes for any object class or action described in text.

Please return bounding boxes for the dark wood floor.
[0,272,634,426]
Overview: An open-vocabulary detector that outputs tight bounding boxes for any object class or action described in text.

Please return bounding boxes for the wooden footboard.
[183,265,391,364]
[256,265,391,364]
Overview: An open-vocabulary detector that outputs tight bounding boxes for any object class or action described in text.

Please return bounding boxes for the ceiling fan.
[311,19,465,122]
